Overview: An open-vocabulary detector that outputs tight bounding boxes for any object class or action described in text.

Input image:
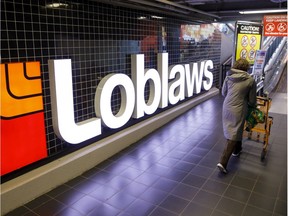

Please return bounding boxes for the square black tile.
[182,201,213,216]
[216,197,245,216]
[182,173,207,188]
[224,185,251,203]
[55,188,86,205]
[71,195,102,215]
[159,194,189,214]
[152,177,178,193]
[124,199,156,216]
[231,175,256,190]
[87,203,121,216]
[191,165,214,178]
[140,187,168,205]
[274,199,287,215]
[192,190,221,209]
[149,206,178,216]
[105,191,136,210]
[242,205,272,216]
[248,192,276,212]
[202,179,228,195]
[32,199,66,216]
[4,206,31,216]
[89,185,119,202]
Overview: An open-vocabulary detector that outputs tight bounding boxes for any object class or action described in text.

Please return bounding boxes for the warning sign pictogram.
[264,14,287,36]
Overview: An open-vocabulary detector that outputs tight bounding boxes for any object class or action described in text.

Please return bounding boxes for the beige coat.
[222,68,257,141]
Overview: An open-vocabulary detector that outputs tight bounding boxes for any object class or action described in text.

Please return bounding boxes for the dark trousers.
[220,139,242,168]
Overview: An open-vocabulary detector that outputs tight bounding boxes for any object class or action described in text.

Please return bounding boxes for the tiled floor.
[5,93,287,216]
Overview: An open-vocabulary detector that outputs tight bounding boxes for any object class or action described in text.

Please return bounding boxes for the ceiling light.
[137,16,147,20]
[151,15,163,19]
[46,3,69,8]
[239,9,288,14]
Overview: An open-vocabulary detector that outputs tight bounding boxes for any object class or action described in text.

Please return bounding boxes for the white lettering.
[192,61,205,94]
[95,73,135,128]
[49,54,214,144]
[168,64,185,105]
[158,53,169,108]
[240,25,259,32]
[203,60,213,90]
[131,54,161,118]
[48,59,101,144]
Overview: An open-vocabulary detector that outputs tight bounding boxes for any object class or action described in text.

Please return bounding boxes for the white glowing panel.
[48,59,101,144]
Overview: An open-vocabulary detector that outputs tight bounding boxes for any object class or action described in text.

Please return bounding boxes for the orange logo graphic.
[1,62,47,176]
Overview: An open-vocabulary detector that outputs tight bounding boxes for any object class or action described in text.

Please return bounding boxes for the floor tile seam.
[231,172,259,185]
[179,167,223,215]
[212,195,252,216]
[147,205,178,216]
[272,174,286,215]
[275,197,288,202]
[164,188,201,203]
[209,209,234,216]
[254,178,284,191]
[54,207,86,216]
[184,169,214,180]
[156,193,193,215]
[120,196,158,216]
[29,195,68,216]
[134,186,181,216]
[119,177,166,199]
[240,173,260,216]
[179,200,214,216]
[149,175,179,191]
[58,181,114,206]
[234,173,260,183]
[23,210,42,216]
[242,203,275,214]
[200,184,250,199]
[209,170,240,216]
[249,187,281,199]
[177,181,205,215]
[218,190,253,205]
[68,197,122,216]
[226,182,257,193]
[185,133,223,168]
[24,194,56,211]
[21,205,41,216]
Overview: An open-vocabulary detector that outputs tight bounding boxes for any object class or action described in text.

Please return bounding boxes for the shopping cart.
[243,96,273,160]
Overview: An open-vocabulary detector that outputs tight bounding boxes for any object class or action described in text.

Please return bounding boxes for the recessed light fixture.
[137,16,147,20]
[239,9,288,14]
[151,15,163,19]
[45,3,69,8]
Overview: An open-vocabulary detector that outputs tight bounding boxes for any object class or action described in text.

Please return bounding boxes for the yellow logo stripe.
[0,63,43,118]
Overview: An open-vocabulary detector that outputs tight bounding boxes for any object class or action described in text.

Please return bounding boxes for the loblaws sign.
[49,53,214,144]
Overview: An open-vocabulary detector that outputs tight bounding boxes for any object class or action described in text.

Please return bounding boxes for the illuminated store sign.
[1,62,47,176]
[49,53,214,144]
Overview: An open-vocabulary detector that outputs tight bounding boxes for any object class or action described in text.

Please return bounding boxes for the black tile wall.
[1,0,221,176]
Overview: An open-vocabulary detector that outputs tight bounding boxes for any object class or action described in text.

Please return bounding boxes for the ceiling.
[98,0,287,23]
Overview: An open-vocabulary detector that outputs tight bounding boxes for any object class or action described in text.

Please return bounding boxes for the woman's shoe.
[217,163,227,174]
[232,148,242,157]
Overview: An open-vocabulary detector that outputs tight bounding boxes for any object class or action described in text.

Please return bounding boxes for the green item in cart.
[245,106,265,131]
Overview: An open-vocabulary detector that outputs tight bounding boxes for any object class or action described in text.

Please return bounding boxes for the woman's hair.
[232,58,250,71]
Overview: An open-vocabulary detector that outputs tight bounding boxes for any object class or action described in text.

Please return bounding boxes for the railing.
[219,56,232,89]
